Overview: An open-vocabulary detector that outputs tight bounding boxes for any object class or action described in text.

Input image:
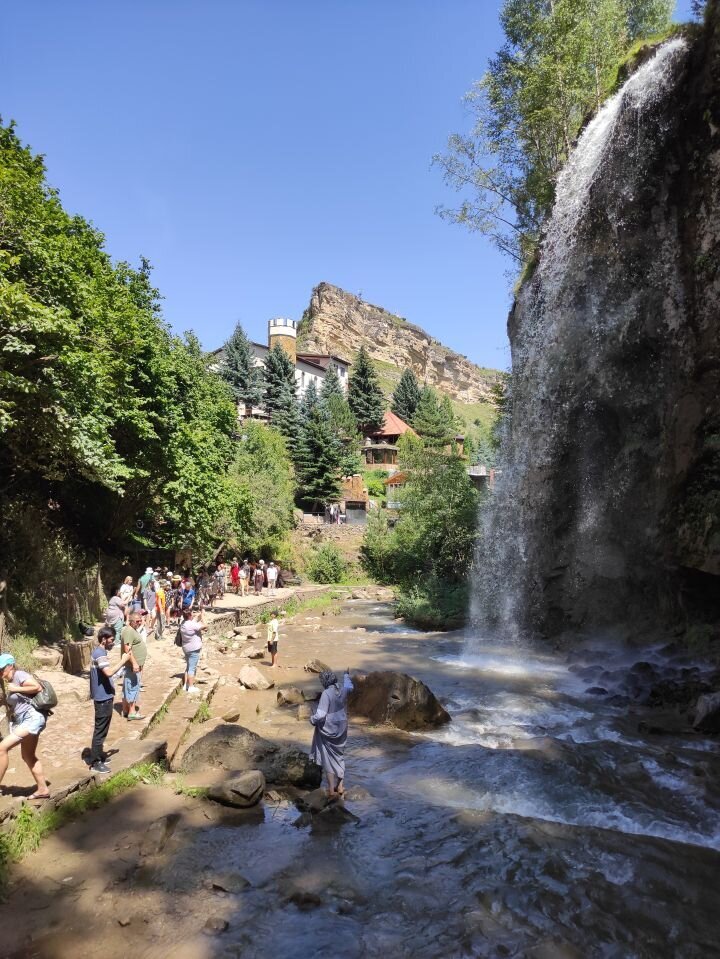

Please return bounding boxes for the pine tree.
[219,322,263,409]
[319,365,344,403]
[263,343,297,418]
[413,387,457,448]
[347,346,385,433]
[272,385,303,465]
[300,380,320,422]
[325,393,362,476]
[295,406,343,508]
[391,368,421,424]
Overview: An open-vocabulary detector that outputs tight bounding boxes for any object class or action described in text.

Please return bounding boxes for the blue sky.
[3,1,695,371]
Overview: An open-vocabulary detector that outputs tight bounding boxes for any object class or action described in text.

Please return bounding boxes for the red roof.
[371,411,417,439]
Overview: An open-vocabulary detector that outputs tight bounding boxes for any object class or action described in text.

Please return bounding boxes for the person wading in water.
[309,670,354,798]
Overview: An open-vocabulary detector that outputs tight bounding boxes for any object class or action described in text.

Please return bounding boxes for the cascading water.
[469,35,708,641]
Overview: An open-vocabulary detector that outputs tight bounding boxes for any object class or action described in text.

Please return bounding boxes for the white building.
[213,317,350,419]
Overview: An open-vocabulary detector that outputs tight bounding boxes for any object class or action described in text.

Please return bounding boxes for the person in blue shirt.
[181,580,196,612]
[88,626,130,773]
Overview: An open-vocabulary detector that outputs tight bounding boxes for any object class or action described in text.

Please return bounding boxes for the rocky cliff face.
[297,282,500,404]
[477,10,720,641]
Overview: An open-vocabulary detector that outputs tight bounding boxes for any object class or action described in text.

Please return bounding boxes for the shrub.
[5,633,38,670]
[395,579,469,631]
[306,543,348,584]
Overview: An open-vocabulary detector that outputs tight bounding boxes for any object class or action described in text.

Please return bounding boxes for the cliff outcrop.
[297,282,501,405]
[478,11,720,640]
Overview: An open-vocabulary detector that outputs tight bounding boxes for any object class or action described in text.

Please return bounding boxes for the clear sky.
[2,1,696,371]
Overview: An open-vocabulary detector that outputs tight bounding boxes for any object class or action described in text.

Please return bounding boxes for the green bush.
[363,469,389,499]
[306,543,348,584]
[5,633,38,670]
[395,579,468,631]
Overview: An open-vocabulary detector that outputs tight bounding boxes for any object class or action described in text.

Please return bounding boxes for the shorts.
[123,669,142,702]
[11,710,47,737]
[184,648,201,676]
[267,640,278,655]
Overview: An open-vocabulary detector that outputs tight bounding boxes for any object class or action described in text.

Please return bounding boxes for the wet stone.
[203,916,229,935]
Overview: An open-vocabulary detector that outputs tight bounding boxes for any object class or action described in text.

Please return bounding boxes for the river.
[4,600,720,959]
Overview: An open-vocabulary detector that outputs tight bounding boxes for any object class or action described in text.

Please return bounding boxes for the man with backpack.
[88,626,131,773]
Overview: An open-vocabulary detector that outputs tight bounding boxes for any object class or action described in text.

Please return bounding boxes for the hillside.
[297,282,503,432]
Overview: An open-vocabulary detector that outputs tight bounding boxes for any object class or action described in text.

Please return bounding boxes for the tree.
[347,346,385,432]
[295,406,343,508]
[434,0,674,264]
[412,387,458,448]
[319,365,344,403]
[263,343,297,419]
[300,380,320,422]
[325,393,362,475]
[392,368,421,423]
[219,322,263,410]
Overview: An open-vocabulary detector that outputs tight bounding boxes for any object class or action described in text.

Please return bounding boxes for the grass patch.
[172,778,209,799]
[4,633,39,671]
[192,699,211,724]
[0,761,166,894]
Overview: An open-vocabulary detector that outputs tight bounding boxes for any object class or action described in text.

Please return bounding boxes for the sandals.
[28,792,51,801]
[127,714,145,721]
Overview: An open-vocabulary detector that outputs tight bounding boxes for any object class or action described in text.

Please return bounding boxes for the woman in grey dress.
[310,670,354,797]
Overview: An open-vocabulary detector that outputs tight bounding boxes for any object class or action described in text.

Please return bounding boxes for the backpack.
[31,677,58,714]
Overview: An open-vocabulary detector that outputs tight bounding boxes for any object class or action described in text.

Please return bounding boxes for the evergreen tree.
[319,365,344,403]
[347,346,386,432]
[219,322,263,409]
[325,393,362,476]
[300,380,320,421]
[272,386,303,465]
[263,343,297,418]
[295,406,343,508]
[391,368,421,424]
[413,387,458,448]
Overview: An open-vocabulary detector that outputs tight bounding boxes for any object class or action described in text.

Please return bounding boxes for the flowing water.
[6,602,719,959]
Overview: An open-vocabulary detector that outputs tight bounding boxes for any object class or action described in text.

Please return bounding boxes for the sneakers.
[91,761,111,774]
[187,686,201,696]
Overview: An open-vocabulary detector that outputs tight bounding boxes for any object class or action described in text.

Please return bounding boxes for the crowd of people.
[0,554,352,801]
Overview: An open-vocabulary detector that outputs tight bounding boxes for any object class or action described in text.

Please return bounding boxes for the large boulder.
[180,723,321,788]
[693,692,720,733]
[277,687,304,706]
[348,671,450,730]
[238,665,274,690]
[304,659,331,673]
[239,646,264,659]
[31,646,63,671]
[208,770,265,808]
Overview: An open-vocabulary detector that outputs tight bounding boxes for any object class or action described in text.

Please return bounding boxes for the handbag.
[174,627,183,648]
[31,677,58,714]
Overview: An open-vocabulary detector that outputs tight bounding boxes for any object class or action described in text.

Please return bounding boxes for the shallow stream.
[5,602,720,959]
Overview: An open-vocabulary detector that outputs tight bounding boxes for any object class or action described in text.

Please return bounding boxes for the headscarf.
[319,670,338,689]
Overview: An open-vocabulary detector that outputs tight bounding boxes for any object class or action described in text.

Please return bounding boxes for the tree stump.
[63,639,94,675]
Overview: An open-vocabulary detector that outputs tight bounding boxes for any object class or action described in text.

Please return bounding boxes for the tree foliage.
[295,406,343,508]
[412,386,461,448]
[219,322,263,409]
[347,346,386,433]
[324,393,362,476]
[391,368,421,423]
[434,0,674,263]
[0,121,239,560]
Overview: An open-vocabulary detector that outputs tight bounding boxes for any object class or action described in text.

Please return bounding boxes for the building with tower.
[212,317,350,419]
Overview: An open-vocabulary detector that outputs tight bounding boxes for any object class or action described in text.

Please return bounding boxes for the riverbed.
[3,600,720,959]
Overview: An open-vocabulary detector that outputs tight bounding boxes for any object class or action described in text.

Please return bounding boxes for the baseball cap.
[0,653,16,670]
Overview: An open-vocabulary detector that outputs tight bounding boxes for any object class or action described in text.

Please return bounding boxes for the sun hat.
[0,653,16,670]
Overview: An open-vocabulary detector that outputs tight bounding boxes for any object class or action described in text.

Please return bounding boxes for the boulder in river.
[208,770,265,808]
[240,645,264,659]
[238,664,273,690]
[692,692,720,733]
[180,723,321,788]
[304,659,331,673]
[348,671,451,730]
[277,686,304,706]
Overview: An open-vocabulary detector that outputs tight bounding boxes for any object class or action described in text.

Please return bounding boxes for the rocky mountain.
[297,282,502,406]
[476,16,720,641]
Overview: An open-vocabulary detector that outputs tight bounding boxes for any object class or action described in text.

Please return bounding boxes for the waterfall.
[471,37,694,642]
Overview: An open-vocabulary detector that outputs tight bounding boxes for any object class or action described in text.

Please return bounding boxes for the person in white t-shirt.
[267,613,280,668]
[266,562,278,596]
[118,576,134,606]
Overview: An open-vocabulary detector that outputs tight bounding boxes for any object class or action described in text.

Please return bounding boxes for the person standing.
[0,654,50,800]
[88,627,131,773]
[143,577,157,632]
[179,609,207,695]
[266,561,278,597]
[309,670,354,798]
[104,588,126,647]
[181,578,196,613]
[119,576,134,607]
[120,610,147,721]
[230,558,240,594]
[136,566,153,602]
[266,612,280,668]
[155,579,167,638]
[253,562,265,596]
[239,560,250,597]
